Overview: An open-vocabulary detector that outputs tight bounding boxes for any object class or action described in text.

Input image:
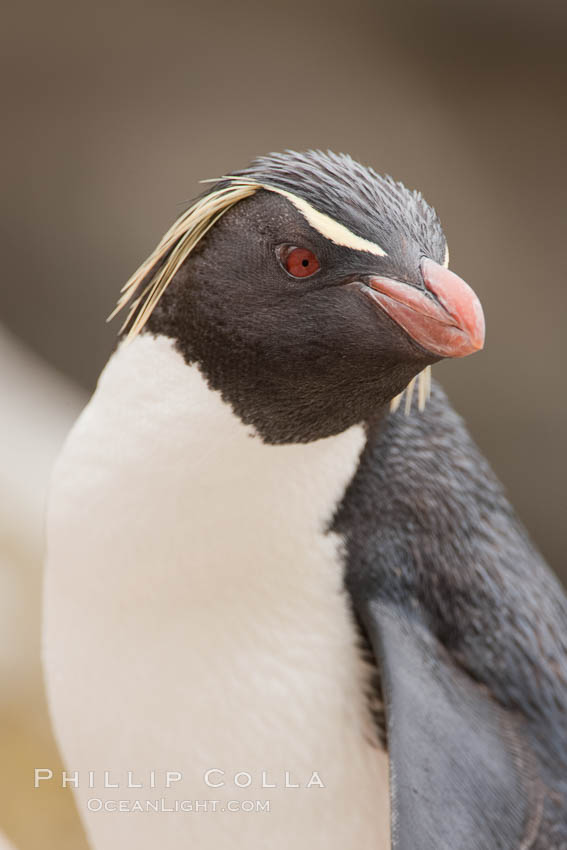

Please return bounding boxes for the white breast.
[43,334,390,850]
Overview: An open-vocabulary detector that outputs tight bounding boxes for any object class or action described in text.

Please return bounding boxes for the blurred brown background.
[0,0,565,847]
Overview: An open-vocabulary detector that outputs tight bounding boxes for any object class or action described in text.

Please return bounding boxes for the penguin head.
[118,150,484,443]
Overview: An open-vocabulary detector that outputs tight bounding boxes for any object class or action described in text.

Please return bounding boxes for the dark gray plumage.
[336,382,567,848]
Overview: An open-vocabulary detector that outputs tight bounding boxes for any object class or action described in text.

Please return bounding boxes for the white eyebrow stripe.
[264,186,388,258]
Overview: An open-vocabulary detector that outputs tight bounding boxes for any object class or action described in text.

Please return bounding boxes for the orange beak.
[367,258,485,358]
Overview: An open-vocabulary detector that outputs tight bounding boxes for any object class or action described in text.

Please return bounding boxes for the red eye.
[280,245,320,278]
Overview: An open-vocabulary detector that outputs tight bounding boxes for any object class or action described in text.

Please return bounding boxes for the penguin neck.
[91,333,368,594]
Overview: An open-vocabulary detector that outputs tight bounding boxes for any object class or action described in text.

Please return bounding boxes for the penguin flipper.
[359,599,539,850]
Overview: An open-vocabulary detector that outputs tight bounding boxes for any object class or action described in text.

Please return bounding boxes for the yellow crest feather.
[108,178,262,342]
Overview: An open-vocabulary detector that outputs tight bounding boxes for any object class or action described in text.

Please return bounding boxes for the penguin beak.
[366,258,485,358]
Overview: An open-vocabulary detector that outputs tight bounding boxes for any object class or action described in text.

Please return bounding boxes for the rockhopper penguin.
[43,150,567,849]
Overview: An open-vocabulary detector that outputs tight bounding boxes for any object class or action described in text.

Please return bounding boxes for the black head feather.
[234,149,448,272]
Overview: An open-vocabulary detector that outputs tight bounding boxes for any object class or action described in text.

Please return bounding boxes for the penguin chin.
[198,360,432,445]
[147,283,438,444]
